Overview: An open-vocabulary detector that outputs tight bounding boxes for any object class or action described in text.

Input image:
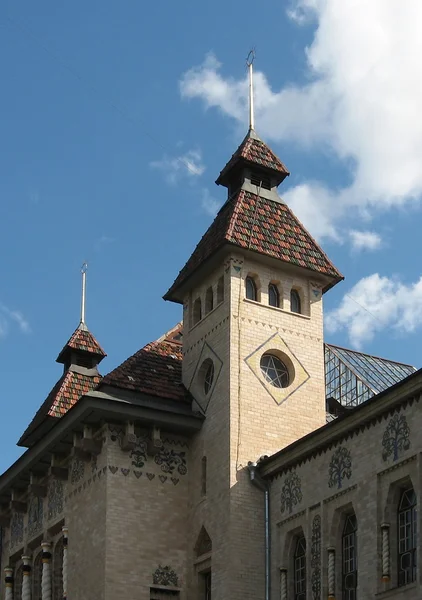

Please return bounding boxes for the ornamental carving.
[28,496,43,538]
[155,448,187,475]
[280,472,302,514]
[130,439,148,468]
[328,446,352,490]
[10,512,24,548]
[152,565,178,587]
[70,457,85,484]
[382,413,410,462]
[48,479,64,520]
[311,515,321,600]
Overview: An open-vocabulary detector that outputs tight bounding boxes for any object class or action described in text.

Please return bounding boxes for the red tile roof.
[18,369,101,446]
[216,130,289,186]
[101,323,188,402]
[165,190,343,301]
[56,325,106,363]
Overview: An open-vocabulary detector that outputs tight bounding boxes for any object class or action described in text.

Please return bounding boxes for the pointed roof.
[56,322,106,364]
[164,189,343,302]
[216,129,290,187]
[101,323,189,403]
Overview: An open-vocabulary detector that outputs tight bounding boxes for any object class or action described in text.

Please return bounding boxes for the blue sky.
[1,0,422,472]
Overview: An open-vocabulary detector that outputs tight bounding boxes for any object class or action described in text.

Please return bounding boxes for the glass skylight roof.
[325,344,416,408]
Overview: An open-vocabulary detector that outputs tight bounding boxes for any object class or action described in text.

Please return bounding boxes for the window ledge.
[243,298,310,320]
[375,582,417,598]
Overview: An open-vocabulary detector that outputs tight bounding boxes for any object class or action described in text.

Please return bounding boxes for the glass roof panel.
[324,344,416,407]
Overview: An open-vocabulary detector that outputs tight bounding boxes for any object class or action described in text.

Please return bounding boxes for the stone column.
[22,556,32,600]
[4,566,13,600]
[41,542,52,600]
[62,527,68,600]
[327,547,336,600]
[381,523,390,582]
[279,568,287,600]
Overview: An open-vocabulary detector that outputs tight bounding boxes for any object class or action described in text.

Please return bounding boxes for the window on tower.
[205,287,214,315]
[268,283,280,308]
[193,298,202,325]
[217,276,224,304]
[245,276,258,301]
[290,289,301,314]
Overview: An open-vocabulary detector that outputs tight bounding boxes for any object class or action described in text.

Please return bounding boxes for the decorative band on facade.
[23,564,32,574]
[42,551,52,562]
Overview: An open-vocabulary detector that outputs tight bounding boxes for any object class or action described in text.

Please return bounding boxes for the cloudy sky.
[1,0,421,471]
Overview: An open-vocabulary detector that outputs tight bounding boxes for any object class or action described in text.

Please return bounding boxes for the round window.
[203,361,215,395]
[260,353,289,388]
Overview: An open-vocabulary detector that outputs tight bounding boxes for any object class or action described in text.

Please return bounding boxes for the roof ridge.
[325,342,416,369]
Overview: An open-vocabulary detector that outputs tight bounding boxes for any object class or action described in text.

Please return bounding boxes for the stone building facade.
[0,124,420,600]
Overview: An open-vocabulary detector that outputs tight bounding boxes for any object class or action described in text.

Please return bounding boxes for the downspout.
[248,461,270,600]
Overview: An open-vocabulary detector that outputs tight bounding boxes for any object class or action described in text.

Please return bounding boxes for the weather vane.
[246,49,256,130]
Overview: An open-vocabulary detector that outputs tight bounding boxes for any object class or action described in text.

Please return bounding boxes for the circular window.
[203,361,215,395]
[260,353,289,388]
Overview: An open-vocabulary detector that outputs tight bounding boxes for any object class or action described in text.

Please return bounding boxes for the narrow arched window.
[291,289,301,314]
[294,536,306,600]
[14,565,23,600]
[201,456,207,496]
[398,487,417,586]
[245,276,257,301]
[32,552,42,600]
[217,276,224,304]
[268,283,280,308]
[205,287,214,314]
[53,537,64,600]
[342,513,357,600]
[193,298,202,325]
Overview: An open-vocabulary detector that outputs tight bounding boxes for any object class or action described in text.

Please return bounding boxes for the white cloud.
[180,2,422,241]
[201,188,222,217]
[150,149,205,184]
[0,304,30,338]
[349,230,382,252]
[325,274,422,349]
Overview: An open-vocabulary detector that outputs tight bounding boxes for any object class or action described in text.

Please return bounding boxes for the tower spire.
[246,49,255,131]
[80,262,87,326]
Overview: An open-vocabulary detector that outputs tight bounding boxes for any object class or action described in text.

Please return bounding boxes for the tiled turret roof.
[164,190,343,301]
[56,324,106,364]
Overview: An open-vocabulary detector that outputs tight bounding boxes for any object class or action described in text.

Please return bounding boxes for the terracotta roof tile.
[101,324,188,402]
[59,326,106,358]
[165,190,343,300]
[216,131,289,185]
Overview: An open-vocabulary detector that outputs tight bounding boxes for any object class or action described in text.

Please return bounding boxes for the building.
[0,65,421,600]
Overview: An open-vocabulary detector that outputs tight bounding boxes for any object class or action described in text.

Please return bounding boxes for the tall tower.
[164,60,343,599]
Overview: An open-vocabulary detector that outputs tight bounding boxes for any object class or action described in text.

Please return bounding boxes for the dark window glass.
[294,536,306,600]
[205,287,214,314]
[342,514,357,600]
[268,283,280,307]
[291,289,301,314]
[217,276,224,304]
[193,298,202,324]
[260,354,289,388]
[204,571,211,600]
[398,487,417,587]
[246,276,257,301]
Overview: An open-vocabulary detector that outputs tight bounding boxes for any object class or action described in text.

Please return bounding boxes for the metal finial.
[80,262,87,325]
[246,49,256,130]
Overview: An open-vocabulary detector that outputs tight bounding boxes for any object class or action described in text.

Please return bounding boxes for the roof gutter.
[248,461,270,600]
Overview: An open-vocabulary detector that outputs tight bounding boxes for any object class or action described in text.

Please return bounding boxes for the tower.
[164,58,343,599]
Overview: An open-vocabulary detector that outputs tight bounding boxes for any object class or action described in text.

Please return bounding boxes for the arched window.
[193,298,202,325]
[53,537,64,600]
[290,289,301,314]
[398,487,416,586]
[14,564,23,600]
[245,276,258,301]
[294,536,306,600]
[217,276,224,304]
[268,283,280,308]
[32,552,43,600]
[205,287,214,314]
[342,514,357,600]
